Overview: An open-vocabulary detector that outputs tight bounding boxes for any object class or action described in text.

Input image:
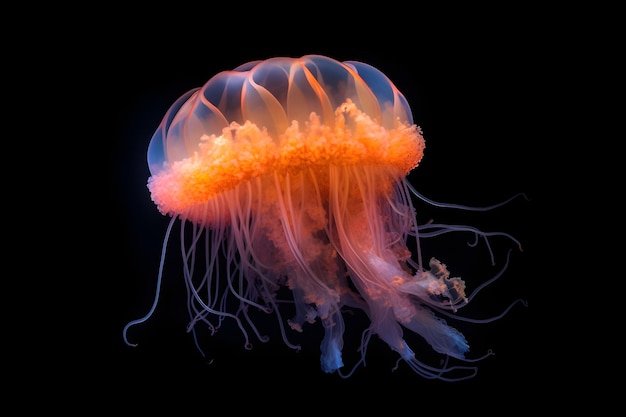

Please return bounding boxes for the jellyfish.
[123,54,525,381]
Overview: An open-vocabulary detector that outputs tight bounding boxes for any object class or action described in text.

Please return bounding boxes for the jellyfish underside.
[124,55,524,381]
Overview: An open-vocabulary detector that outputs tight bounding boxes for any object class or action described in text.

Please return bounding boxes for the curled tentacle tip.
[123,333,138,348]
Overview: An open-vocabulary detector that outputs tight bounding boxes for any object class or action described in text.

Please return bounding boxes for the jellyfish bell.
[124,54,525,381]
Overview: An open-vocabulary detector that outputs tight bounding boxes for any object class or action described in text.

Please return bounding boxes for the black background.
[41,7,567,413]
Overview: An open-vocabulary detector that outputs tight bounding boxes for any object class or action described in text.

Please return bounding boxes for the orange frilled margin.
[148,101,425,217]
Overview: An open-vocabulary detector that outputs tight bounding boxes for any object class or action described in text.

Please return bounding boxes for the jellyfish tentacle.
[123,214,178,347]
[408,182,528,211]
